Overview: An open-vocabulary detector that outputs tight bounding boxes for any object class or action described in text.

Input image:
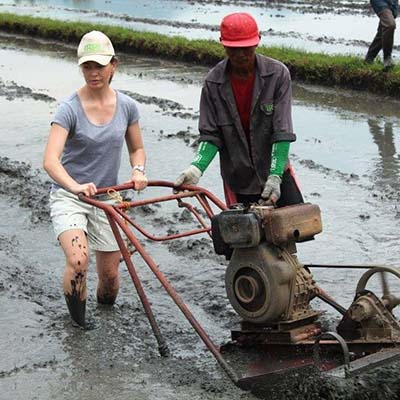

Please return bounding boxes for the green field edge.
[1,12,399,98]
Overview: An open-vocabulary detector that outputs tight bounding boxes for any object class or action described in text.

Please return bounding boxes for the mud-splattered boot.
[64,270,87,327]
[65,292,86,328]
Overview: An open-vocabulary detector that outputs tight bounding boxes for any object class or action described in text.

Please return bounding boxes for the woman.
[43,31,147,328]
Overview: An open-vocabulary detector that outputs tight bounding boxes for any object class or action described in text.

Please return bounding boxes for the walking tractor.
[80,181,400,390]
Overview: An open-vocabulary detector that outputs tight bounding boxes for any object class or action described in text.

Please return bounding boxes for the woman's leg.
[59,229,90,327]
[95,250,121,305]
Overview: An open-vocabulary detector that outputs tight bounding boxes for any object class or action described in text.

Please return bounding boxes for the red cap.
[220,12,260,47]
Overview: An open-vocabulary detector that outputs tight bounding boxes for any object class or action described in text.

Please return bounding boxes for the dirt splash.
[0,157,51,223]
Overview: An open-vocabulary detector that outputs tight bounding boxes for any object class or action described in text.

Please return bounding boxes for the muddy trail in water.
[2,0,399,58]
[2,157,400,400]
[1,33,400,399]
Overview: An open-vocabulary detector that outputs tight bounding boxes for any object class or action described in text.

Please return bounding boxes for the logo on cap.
[84,43,103,53]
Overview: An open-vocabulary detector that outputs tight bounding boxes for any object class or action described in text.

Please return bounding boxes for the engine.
[212,203,323,325]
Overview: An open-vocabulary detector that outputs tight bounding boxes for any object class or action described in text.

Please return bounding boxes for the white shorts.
[49,188,120,252]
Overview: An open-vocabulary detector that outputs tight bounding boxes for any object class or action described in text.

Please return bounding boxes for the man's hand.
[174,165,202,188]
[260,175,281,205]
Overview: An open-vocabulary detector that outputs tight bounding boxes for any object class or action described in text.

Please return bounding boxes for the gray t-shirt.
[51,90,139,190]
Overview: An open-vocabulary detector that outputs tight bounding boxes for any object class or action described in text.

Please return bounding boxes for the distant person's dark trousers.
[366,8,396,61]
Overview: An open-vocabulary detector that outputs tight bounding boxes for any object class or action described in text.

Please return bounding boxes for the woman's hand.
[71,182,97,196]
[131,170,148,191]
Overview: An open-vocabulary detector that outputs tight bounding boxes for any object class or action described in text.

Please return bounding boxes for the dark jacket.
[371,0,398,17]
[198,54,296,195]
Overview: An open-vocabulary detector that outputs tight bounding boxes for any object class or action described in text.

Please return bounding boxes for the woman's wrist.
[132,165,145,174]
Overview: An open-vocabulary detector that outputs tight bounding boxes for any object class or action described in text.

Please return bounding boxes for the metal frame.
[80,181,242,385]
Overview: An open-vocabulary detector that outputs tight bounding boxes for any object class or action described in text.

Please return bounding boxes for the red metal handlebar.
[78,181,240,385]
[81,180,227,242]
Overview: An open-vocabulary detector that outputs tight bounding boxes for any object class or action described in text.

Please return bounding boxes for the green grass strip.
[1,12,399,98]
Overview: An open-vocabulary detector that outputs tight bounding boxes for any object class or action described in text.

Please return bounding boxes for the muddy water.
[1,32,400,399]
[1,0,400,58]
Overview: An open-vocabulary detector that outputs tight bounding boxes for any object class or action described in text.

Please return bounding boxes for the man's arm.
[174,83,221,187]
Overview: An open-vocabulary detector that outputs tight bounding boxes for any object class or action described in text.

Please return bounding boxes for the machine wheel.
[356,266,400,311]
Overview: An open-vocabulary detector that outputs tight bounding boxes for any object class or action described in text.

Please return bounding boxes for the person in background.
[175,12,303,208]
[43,31,147,328]
[365,0,398,70]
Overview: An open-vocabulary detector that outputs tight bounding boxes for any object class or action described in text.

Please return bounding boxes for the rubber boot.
[97,292,116,305]
[65,292,86,328]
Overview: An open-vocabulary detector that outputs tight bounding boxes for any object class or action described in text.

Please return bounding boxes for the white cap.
[77,31,115,66]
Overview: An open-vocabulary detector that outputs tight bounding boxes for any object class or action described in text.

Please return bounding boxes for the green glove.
[191,141,218,173]
[259,141,290,205]
[270,141,290,177]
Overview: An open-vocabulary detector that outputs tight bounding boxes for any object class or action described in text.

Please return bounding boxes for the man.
[365,0,398,70]
[175,12,303,208]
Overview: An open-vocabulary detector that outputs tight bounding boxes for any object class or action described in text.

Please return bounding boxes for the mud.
[0,78,56,103]
[121,90,198,120]
[186,0,370,15]
[84,9,400,55]
[72,0,371,18]
[280,367,400,400]
[1,6,400,400]
[2,0,398,57]
[0,157,51,223]
[1,102,400,399]
[75,10,387,53]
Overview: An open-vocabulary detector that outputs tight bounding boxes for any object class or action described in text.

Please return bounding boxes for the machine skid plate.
[222,338,400,390]
[326,348,400,378]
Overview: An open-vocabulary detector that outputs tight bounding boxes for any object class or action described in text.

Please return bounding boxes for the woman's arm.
[43,123,97,196]
[125,121,148,191]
